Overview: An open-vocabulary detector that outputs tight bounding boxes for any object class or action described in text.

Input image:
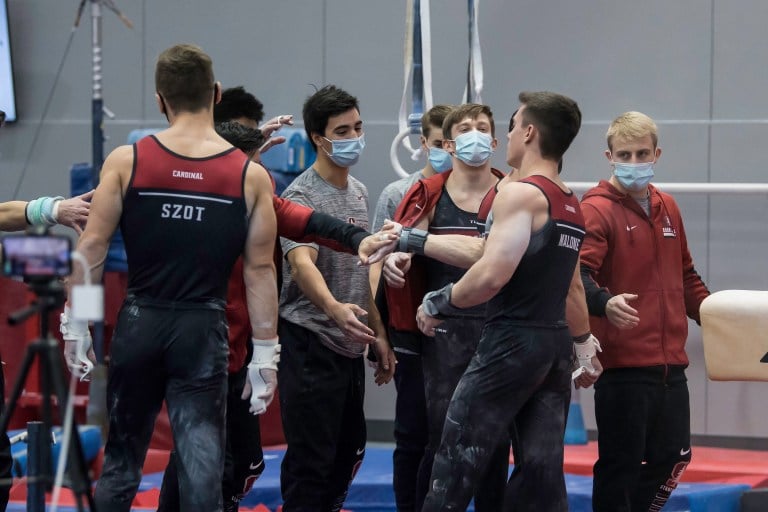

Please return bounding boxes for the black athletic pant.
[278,319,366,512]
[422,322,573,512]
[417,318,509,511]
[391,344,428,512]
[592,366,692,512]
[158,364,264,512]
[94,298,229,512]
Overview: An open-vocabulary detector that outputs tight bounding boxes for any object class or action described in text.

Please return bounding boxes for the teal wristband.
[27,196,63,227]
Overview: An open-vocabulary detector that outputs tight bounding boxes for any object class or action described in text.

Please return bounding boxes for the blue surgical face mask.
[453,131,493,167]
[612,161,655,192]
[428,147,452,173]
[323,134,366,167]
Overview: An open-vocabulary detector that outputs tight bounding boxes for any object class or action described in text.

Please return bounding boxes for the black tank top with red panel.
[426,189,486,317]
[121,135,249,303]
[486,175,585,326]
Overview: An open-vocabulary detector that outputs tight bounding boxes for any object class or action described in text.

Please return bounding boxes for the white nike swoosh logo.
[626,225,637,231]
[680,447,691,456]
[356,448,365,456]
[249,461,264,470]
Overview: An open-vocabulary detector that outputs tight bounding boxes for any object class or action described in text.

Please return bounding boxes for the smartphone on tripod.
[1,233,72,280]
[0,230,95,511]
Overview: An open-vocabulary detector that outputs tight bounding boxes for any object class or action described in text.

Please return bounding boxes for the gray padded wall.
[1,0,767,441]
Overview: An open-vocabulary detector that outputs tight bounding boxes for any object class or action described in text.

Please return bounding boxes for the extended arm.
[304,211,368,252]
[0,201,30,231]
[422,234,484,269]
[0,190,94,233]
[274,196,395,262]
[396,224,485,270]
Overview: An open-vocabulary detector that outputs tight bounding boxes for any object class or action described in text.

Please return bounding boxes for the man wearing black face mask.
[580,111,710,512]
[381,103,509,511]
[277,84,396,512]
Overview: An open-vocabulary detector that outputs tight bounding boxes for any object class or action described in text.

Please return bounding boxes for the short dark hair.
[155,44,215,113]
[508,109,518,133]
[215,121,266,156]
[421,104,454,139]
[214,86,265,125]
[442,103,495,140]
[302,85,359,150]
[517,91,581,161]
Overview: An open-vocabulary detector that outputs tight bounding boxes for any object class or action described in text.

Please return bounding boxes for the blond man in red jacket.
[580,111,710,512]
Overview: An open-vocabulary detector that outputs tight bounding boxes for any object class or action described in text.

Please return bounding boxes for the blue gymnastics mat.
[135,446,750,512]
[6,444,749,511]
[9,426,101,477]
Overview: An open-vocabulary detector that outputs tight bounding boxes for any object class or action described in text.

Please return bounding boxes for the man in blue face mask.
[382,103,509,511]
[415,91,590,512]
[277,84,396,512]
[368,103,454,512]
[580,111,710,511]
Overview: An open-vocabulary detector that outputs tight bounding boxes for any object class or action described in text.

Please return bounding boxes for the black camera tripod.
[0,279,96,511]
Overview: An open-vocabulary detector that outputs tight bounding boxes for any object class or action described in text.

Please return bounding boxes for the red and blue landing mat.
[8,443,767,511]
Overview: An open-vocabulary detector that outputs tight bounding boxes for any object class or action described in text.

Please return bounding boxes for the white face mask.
[612,161,655,191]
[428,147,452,173]
[452,131,493,167]
[322,134,366,167]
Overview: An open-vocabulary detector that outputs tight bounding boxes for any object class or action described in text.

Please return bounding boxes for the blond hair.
[606,111,658,150]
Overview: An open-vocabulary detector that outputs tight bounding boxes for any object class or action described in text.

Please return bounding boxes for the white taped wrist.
[574,334,602,363]
[250,337,281,371]
[60,304,89,340]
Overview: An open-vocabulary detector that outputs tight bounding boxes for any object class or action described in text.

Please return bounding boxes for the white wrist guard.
[60,304,89,340]
[250,337,281,371]
[574,334,601,369]
[61,304,94,381]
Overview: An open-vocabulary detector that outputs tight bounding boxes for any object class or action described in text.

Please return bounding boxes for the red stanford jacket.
[580,180,710,369]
